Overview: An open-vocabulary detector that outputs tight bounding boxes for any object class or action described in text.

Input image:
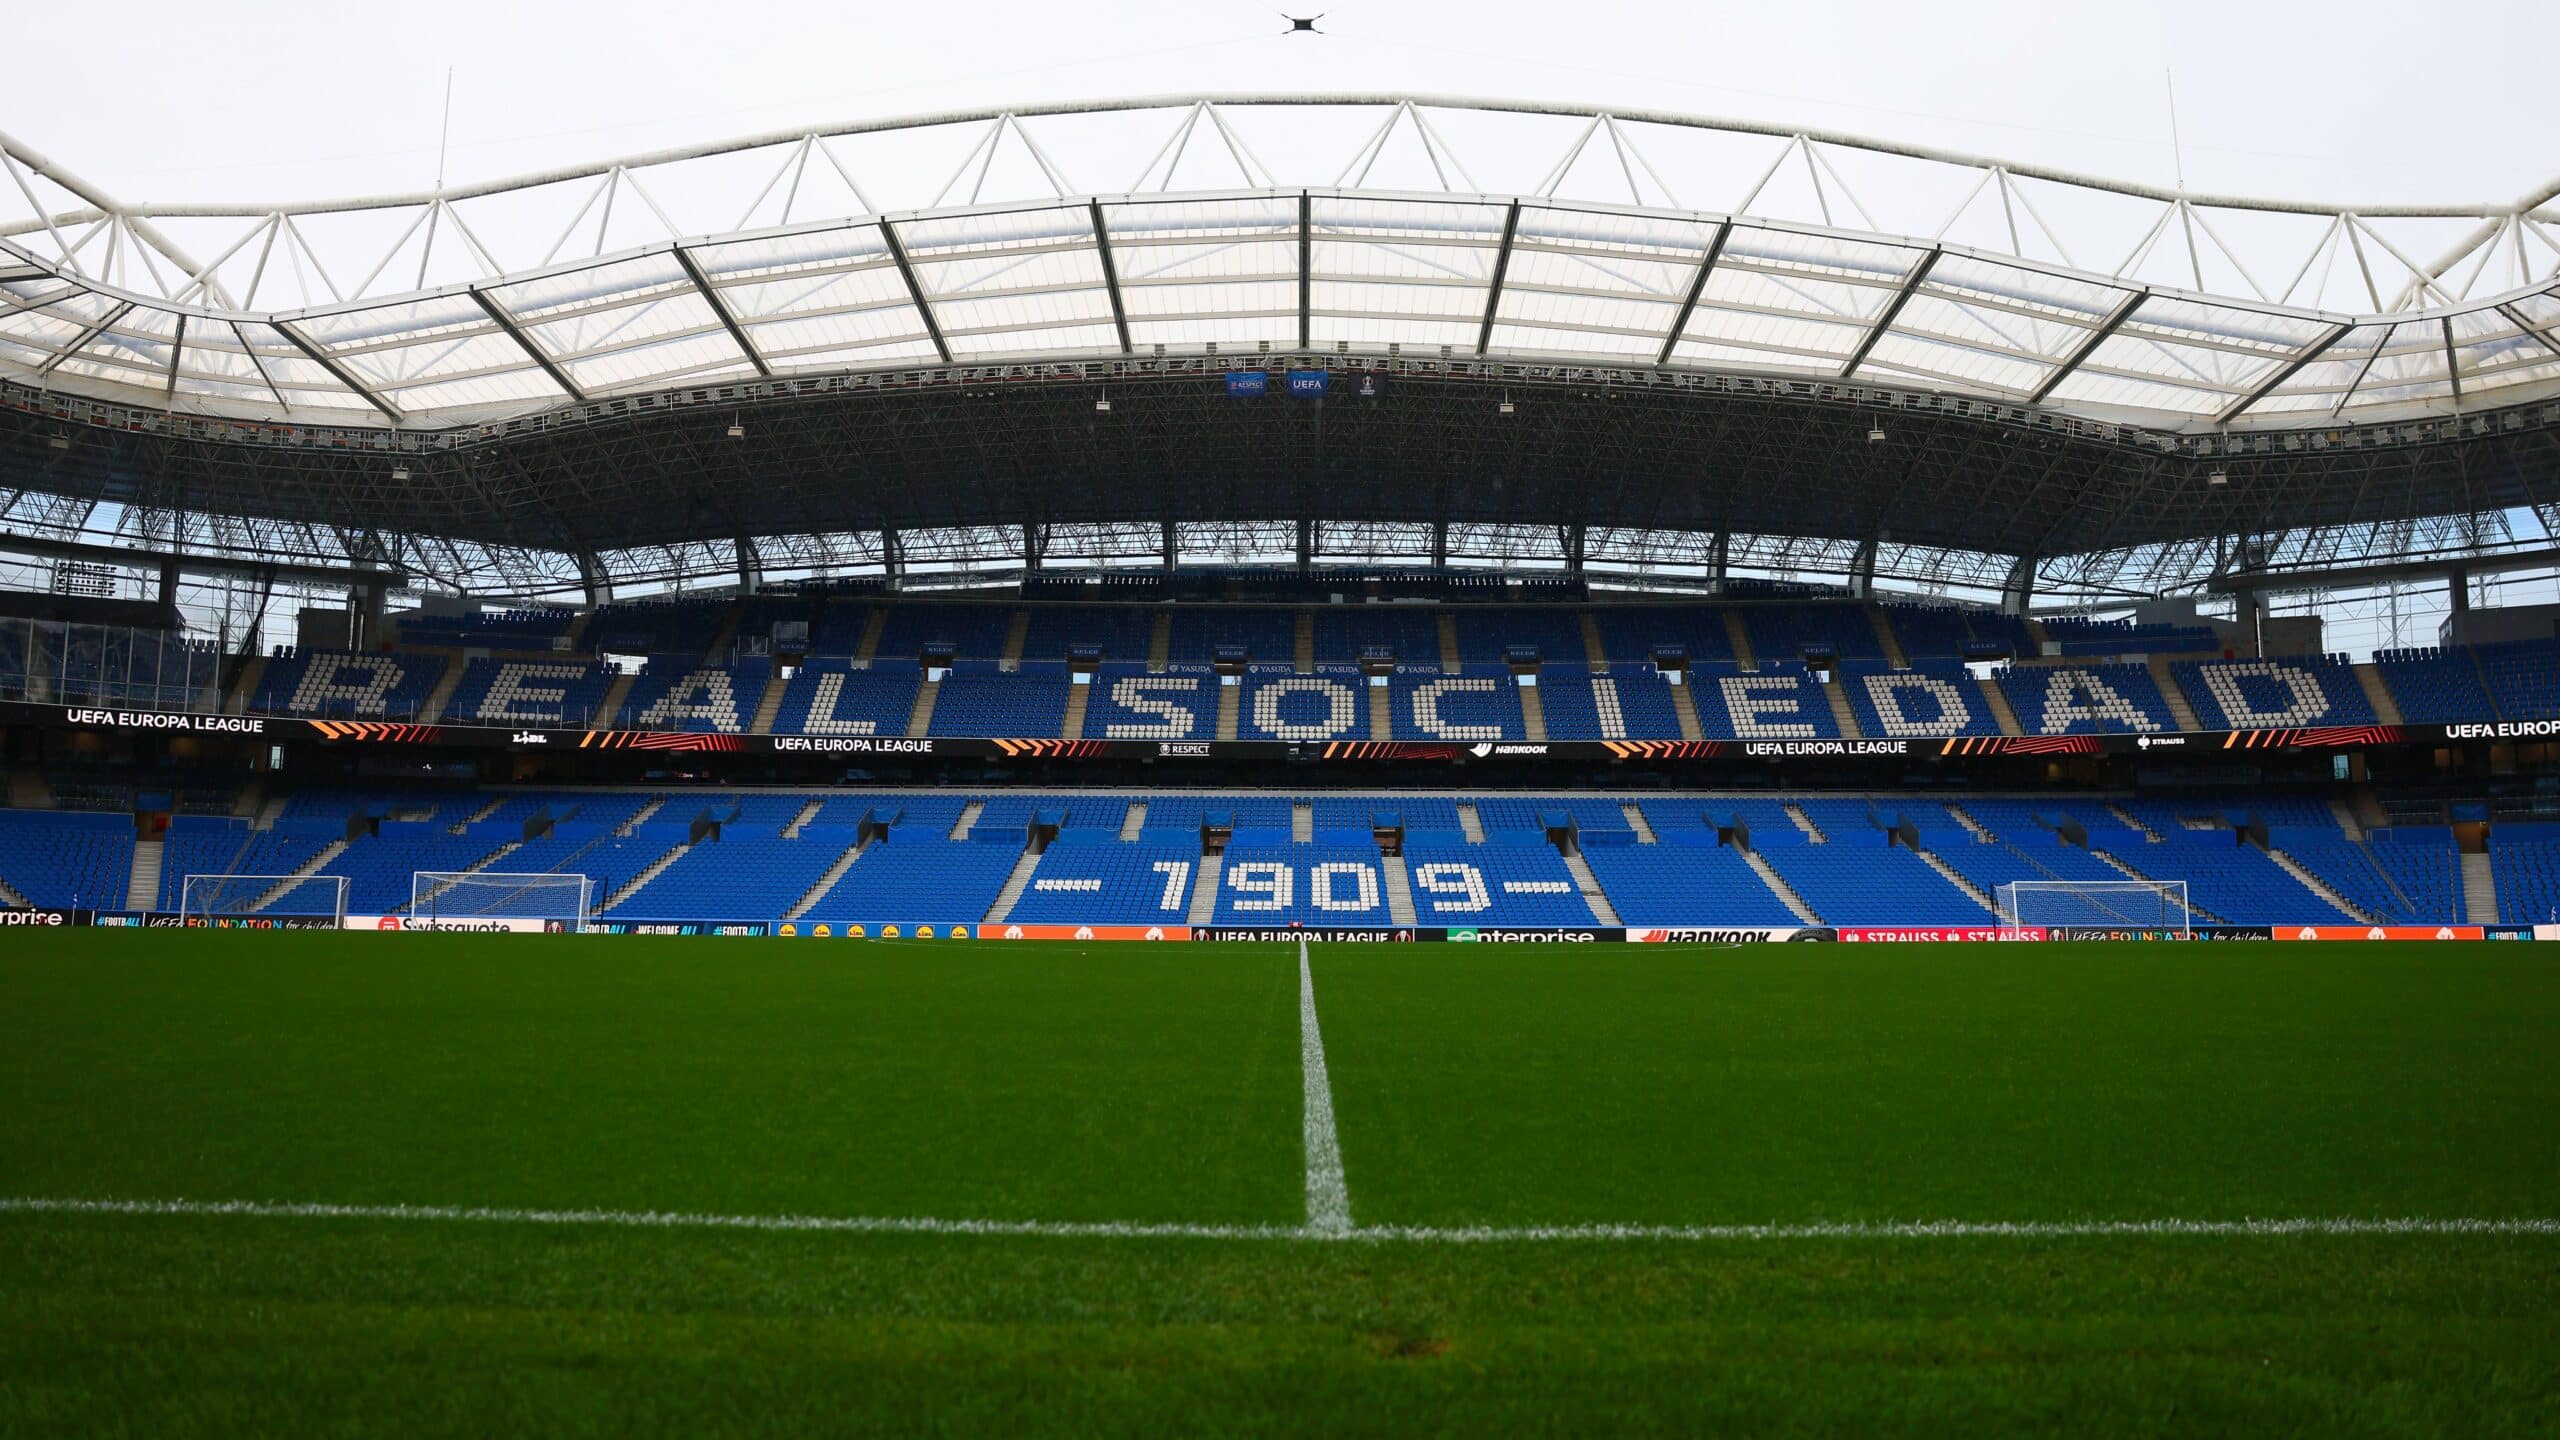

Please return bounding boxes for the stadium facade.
[1,97,2557,938]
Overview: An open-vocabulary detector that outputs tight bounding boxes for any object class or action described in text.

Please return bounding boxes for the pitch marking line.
[2,1198,2553,1243]
[1299,938,1352,1235]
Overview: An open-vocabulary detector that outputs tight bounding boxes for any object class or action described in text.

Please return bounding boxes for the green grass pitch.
[2,929,2554,1436]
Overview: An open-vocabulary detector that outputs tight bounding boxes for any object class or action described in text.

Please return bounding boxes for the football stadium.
[2,12,2557,1433]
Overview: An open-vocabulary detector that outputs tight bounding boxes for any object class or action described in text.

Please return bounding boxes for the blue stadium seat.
[1083,666,1216,740]
[1390,666,1524,740]
[770,660,921,737]
[1996,663,2177,734]
[2173,656,2375,730]
[252,649,447,720]
[445,658,617,728]
[929,663,1069,737]
[1006,838,1202,926]
[1840,660,2001,737]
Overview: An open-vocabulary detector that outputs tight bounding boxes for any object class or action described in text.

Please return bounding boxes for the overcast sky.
[13,0,2551,210]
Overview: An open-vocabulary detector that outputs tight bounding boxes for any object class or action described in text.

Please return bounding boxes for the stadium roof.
[1,97,2557,603]
[5,96,2559,433]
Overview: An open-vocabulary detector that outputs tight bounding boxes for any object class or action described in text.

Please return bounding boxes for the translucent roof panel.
[4,181,2558,431]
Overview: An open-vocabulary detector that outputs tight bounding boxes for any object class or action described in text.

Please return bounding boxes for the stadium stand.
[0,810,134,909]
[1084,666,1217,739]
[772,661,924,736]
[1005,838,1201,926]
[1694,663,1838,738]
[620,658,769,733]
[2372,647,2501,723]
[1240,667,1370,741]
[2172,656,2375,730]
[1996,663,2178,734]
[1166,608,1300,665]
[1391,667,1524,740]
[1841,660,2002,738]
[1537,666,1683,740]
[250,649,447,719]
[445,659,619,727]
[929,663,1070,737]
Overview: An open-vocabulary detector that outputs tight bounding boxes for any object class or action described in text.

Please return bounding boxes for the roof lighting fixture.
[390,463,412,481]
[2207,467,2229,486]
[1095,389,1112,413]
[46,433,69,451]
[1867,424,1887,443]
[1498,395,1515,415]
[726,417,746,439]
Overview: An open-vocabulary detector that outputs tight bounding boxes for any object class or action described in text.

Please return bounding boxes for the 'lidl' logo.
[917,925,937,939]
[882,925,901,938]
[776,923,799,937]
[814,924,833,938]
[847,925,867,939]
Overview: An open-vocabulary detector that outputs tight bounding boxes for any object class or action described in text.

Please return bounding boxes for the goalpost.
[178,874,349,928]
[1996,879,2192,935]
[409,871,593,932]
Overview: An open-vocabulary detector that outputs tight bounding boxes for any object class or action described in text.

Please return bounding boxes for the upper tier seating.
[1389,667,1525,741]
[2470,638,2560,720]
[2373,646,2500,724]
[1308,607,1442,666]
[2172,655,2375,730]
[1881,605,2033,661]
[874,604,1014,663]
[1537,666,1684,740]
[1995,663,2178,734]
[619,658,770,733]
[2038,617,2218,655]
[391,608,579,650]
[1451,607,1589,666]
[772,661,922,737]
[929,663,1069,737]
[1745,604,1886,662]
[1840,660,2003,738]
[57,631,221,709]
[1239,667,1373,741]
[1589,607,1734,664]
[585,598,732,658]
[445,659,617,728]
[251,649,448,720]
[1692,663,1839,739]
[1083,666,1217,740]
[1018,606,1156,664]
[1165,608,1300,665]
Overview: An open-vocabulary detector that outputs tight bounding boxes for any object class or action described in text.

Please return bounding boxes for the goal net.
[409,871,593,932]
[1996,879,2192,935]
[178,873,349,928]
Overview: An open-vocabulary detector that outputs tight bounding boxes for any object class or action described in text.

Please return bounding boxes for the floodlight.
[46,434,69,451]
[390,464,411,481]
[1867,425,1887,443]
[2207,468,2229,486]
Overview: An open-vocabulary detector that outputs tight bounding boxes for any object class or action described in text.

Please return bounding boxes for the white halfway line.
[2,1197,2553,1244]
[1299,938,1353,1235]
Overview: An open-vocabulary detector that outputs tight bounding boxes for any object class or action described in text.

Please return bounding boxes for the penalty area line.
[2,1197,2554,1245]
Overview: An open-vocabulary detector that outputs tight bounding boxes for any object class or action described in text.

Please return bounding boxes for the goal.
[178,873,349,928]
[409,871,593,932]
[1996,879,2191,935]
